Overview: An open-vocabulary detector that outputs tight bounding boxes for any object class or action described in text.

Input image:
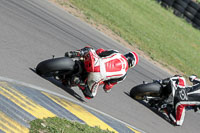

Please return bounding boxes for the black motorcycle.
[129,78,173,110]
[36,53,89,86]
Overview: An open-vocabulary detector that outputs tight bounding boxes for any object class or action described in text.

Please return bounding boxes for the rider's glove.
[153,79,162,84]
[65,51,79,58]
[189,75,197,82]
[161,78,170,85]
[79,47,92,56]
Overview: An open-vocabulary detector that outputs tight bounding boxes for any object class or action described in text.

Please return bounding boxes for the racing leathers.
[161,75,200,126]
[65,47,133,99]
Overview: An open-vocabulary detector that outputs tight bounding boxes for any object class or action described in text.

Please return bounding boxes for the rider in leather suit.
[65,46,139,99]
[160,75,200,126]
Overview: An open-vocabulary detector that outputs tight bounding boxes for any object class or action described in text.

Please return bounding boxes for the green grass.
[67,0,200,77]
[29,117,113,133]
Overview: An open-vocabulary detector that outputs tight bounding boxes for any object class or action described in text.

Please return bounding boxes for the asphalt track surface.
[0,0,199,133]
[0,78,141,133]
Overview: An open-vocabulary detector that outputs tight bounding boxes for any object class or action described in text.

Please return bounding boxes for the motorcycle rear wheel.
[130,82,162,100]
[36,57,75,77]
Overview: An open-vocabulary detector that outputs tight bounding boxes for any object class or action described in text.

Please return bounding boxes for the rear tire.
[130,82,162,100]
[36,57,75,76]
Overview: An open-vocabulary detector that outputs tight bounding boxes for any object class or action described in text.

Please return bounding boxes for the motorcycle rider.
[65,46,139,99]
[159,75,200,126]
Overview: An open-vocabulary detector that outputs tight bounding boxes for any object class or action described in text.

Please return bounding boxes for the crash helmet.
[124,51,139,68]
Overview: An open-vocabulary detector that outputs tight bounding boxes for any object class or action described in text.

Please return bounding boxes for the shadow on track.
[124,91,176,126]
[30,68,85,102]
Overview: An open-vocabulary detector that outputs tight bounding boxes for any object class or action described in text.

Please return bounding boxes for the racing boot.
[104,87,111,93]
[168,112,177,126]
[103,82,113,93]
[78,84,94,99]
[103,85,112,93]
[159,105,177,125]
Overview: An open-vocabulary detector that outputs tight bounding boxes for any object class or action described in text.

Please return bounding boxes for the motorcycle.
[129,77,182,125]
[129,77,180,111]
[36,50,96,86]
[130,76,200,126]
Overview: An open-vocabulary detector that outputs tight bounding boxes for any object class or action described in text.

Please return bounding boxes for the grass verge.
[29,117,114,133]
[54,0,200,77]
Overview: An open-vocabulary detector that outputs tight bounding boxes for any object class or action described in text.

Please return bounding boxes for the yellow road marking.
[43,92,118,133]
[127,126,141,133]
[0,82,56,119]
[0,111,29,133]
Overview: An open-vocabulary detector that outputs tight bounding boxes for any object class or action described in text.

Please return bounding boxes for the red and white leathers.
[83,48,129,97]
[164,75,200,126]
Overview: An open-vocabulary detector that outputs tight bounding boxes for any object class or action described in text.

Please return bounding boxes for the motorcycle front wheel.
[130,82,162,100]
[36,57,75,77]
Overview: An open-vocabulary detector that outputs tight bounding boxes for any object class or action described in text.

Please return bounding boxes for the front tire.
[36,57,75,77]
[130,82,162,100]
